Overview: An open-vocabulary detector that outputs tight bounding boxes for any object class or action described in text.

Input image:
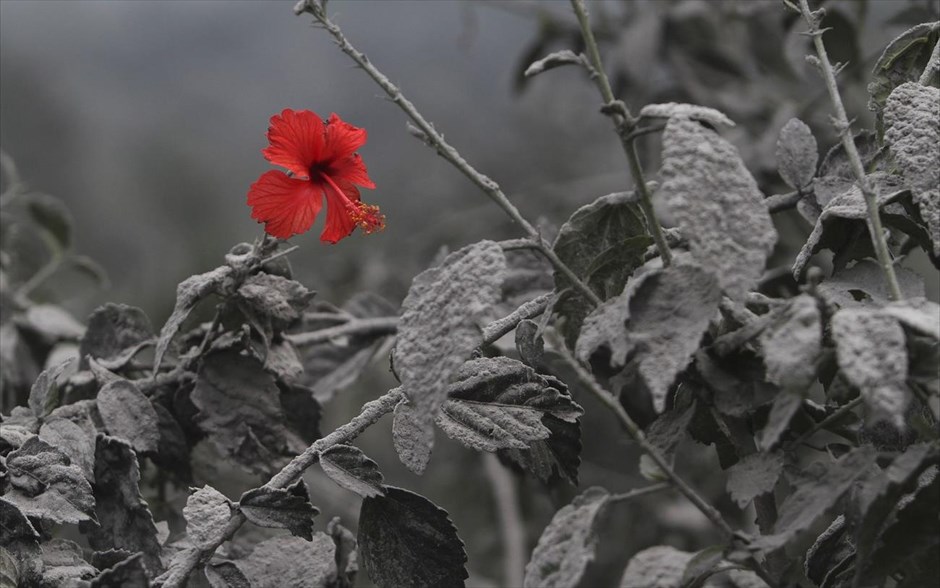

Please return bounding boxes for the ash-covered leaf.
[524,50,583,78]
[0,498,41,586]
[776,118,818,190]
[328,517,358,588]
[515,319,544,368]
[97,380,160,454]
[237,272,315,332]
[832,308,910,427]
[818,260,926,308]
[81,436,162,574]
[359,486,468,588]
[578,263,722,413]
[205,561,251,588]
[391,396,433,477]
[885,81,940,255]
[238,481,319,540]
[80,303,154,367]
[0,546,19,587]
[868,22,940,128]
[552,192,648,346]
[523,486,609,588]
[153,265,230,373]
[392,241,506,474]
[759,294,821,391]
[4,436,96,524]
[191,349,306,475]
[645,400,696,465]
[680,546,725,588]
[759,390,804,451]
[319,444,385,498]
[183,485,232,550]
[263,339,304,384]
[639,102,735,127]
[726,451,784,508]
[237,534,337,588]
[40,538,97,584]
[619,545,692,588]
[89,552,150,588]
[17,304,85,345]
[436,357,582,453]
[754,446,877,551]
[499,410,582,486]
[149,402,192,483]
[659,117,776,299]
[883,297,940,339]
[38,417,95,483]
[27,359,73,421]
[804,515,853,588]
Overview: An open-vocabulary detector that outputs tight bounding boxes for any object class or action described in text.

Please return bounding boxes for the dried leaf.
[832,308,910,427]
[436,357,582,453]
[499,411,582,486]
[726,451,784,508]
[818,260,926,308]
[759,390,803,451]
[39,538,96,584]
[392,241,506,474]
[79,303,154,367]
[391,396,433,476]
[89,553,150,588]
[238,481,319,540]
[27,359,73,421]
[619,545,692,588]
[524,50,583,77]
[868,22,940,127]
[359,487,468,588]
[97,380,160,454]
[515,319,544,368]
[38,417,95,483]
[236,534,337,588]
[523,487,609,588]
[205,561,251,588]
[237,272,315,331]
[639,102,735,127]
[883,297,940,339]
[319,444,385,498]
[759,294,821,390]
[776,118,818,190]
[183,485,232,550]
[659,117,776,299]
[4,436,96,524]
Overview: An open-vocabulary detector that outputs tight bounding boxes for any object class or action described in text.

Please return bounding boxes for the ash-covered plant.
[1,1,938,587]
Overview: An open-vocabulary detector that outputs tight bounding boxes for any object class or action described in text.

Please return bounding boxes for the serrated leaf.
[776,118,818,190]
[89,553,150,588]
[81,436,163,574]
[0,499,41,587]
[818,260,926,308]
[619,545,692,588]
[79,303,154,368]
[391,396,432,477]
[523,487,609,588]
[659,117,776,300]
[499,410,582,486]
[759,294,821,391]
[524,50,583,77]
[392,240,507,474]
[191,350,306,475]
[359,486,468,588]
[885,81,940,255]
[804,515,853,588]
[638,102,735,127]
[38,417,95,483]
[205,562,251,588]
[27,359,73,420]
[319,444,385,498]
[577,263,722,413]
[552,192,648,346]
[436,357,582,453]
[868,22,940,128]
[236,534,337,588]
[153,265,230,373]
[239,481,319,539]
[832,308,910,427]
[759,390,804,451]
[726,451,784,508]
[39,538,97,584]
[237,272,315,332]
[4,436,96,524]
[183,486,232,550]
[754,446,877,551]
[96,380,160,453]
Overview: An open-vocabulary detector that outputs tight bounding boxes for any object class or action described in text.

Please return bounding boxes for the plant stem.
[295,0,601,307]
[482,452,526,588]
[919,37,940,85]
[798,0,902,301]
[787,396,864,450]
[568,0,673,268]
[481,292,552,344]
[286,316,399,347]
[609,482,671,503]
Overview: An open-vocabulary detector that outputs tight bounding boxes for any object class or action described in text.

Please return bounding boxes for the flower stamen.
[349,201,386,234]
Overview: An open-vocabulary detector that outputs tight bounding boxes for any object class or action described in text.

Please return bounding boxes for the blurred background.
[2,1,938,586]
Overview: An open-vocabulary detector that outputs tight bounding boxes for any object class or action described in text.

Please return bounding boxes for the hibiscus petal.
[262,109,324,178]
[247,170,323,239]
[320,179,359,244]
[324,112,368,161]
[328,153,376,189]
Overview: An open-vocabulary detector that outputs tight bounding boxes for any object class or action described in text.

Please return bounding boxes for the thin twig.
[568,0,673,268]
[286,316,399,347]
[482,453,526,588]
[787,396,864,450]
[765,190,803,213]
[609,482,671,503]
[482,292,552,344]
[919,37,940,85]
[798,0,902,301]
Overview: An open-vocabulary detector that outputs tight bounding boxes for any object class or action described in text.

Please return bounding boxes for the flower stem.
[568,0,673,268]
[798,0,902,301]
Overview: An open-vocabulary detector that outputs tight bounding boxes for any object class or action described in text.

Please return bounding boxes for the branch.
[568,0,673,267]
[919,36,940,86]
[286,316,399,347]
[765,189,803,213]
[295,0,601,307]
[481,292,552,345]
[609,482,671,503]
[798,0,902,301]
[482,453,526,588]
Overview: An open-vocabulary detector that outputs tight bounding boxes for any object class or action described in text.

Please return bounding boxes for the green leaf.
[359,487,468,588]
[319,444,385,498]
[523,487,609,588]
[868,21,940,132]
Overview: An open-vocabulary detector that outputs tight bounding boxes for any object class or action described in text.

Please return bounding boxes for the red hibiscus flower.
[247,109,384,243]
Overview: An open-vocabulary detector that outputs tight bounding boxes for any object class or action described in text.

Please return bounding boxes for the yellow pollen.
[349,202,386,234]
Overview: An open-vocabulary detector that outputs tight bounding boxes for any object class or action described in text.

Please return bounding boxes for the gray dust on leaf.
[182,485,232,551]
[319,444,385,498]
[96,380,160,454]
[776,118,818,191]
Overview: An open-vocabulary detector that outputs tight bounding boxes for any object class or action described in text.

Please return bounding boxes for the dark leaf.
[776,118,818,190]
[264,338,304,384]
[183,485,232,550]
[38,417,95,483]
[97,380,160,453]
[205,562,251,588]
[523,487,609,588]
[149,402,193,483]
[868,22,940,129]
[89,553,150,588]
[515,319,544,368]
[436,357,582,453]
[759,294,821,391]
[392,240,506,474]
[91,549,135,571]
[726,451,784,508]
[359,486,468,588]
[498,412,582,486]
[618,545,692,588]
[79,303,154,368]
[27,359,73,421]
[278,382,322,444]
[659,117,776,300]
[804,515,854,588]
[645,400,696,463]
[759,390,804,451]
[236,534,337,588]
[236,272,315,332]
[319,444,385,498]
[40,538,96,584]
[4,436,96,524]
[238,482,319,540]
[680,545,726,588]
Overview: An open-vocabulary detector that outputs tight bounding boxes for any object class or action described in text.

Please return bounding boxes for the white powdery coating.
[776,118,818,190]
[831,308,910,427]
[659,118,776,300]
[885,82,940,256]
[639,103,735,127]
[883,297,940,340]
[524,487,609,588]
[182,486,231,550]
[759,294,821,390]
[618,545,693,588]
